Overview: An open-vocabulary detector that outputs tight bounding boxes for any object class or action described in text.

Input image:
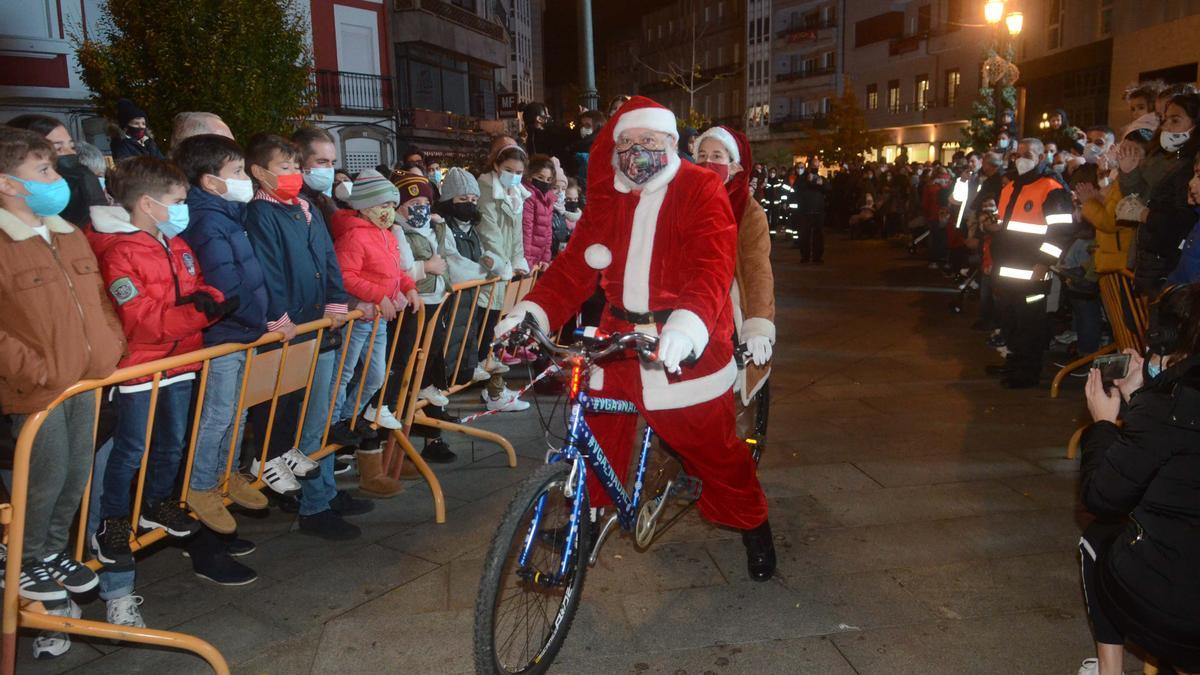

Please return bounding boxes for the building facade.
[767,0,842,149]
[635,0,746,129]
[843,0,983,164]
[1107,2,1200,124]
[745,0,774,140]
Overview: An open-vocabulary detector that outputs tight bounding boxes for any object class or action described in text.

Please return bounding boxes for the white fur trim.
[613,148,681,195]
[695,126,740,164]
[740,317,776,344]
[612,107,679,141]
[588,365,605,391]
[662,309,709,359]
[584,243,612,270]
[509,300,549,332]
[737,365,771,406]
[642,356,737,411]
[88,205,140,234]
[0,210,74,242]
[620,181,667,312]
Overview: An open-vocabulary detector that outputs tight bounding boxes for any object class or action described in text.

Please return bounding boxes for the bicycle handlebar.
[499,319,662,364]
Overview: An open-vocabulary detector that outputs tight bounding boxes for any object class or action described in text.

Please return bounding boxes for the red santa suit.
[507,97,768,530]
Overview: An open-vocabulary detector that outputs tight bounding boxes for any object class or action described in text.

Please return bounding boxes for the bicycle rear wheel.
[474,461,590,674]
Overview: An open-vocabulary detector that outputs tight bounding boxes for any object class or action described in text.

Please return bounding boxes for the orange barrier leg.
[1065,425,1086,460]
[412,411,518,468]
[387,430,446,524]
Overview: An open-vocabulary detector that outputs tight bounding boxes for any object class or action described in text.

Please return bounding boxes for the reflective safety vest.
[992,174,1074,284]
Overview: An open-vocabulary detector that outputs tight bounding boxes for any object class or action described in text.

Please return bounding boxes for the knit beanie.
[116,98,147,127]
[345,170,399,210]
[392,173,434,205]
[438,167,480,202]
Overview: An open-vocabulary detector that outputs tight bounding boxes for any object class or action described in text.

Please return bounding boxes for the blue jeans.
[1072,295,1103,355]
[100,381,194,519]
[299,350,337,516]
[88,439,136,600]
[190,352,249,491]
[332,320,387,422]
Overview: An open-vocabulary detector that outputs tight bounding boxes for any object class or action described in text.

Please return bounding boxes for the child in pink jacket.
[521,154,557,270]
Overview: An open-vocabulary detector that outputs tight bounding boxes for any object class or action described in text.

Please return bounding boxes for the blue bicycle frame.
[515,361,652,584]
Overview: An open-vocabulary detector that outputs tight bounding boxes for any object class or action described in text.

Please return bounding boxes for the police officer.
[762,167,790,237]
[989,137,1074,388]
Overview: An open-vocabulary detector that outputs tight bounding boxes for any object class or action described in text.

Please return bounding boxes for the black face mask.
[564,199,580,212]
[55,154,81,171]
[448,201,480,223]
[531,178,553,194]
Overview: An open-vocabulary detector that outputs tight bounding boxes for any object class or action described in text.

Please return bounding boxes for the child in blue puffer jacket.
[175,134,271,535]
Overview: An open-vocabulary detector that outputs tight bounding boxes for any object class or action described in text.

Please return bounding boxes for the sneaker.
[334,455,355,476]
[472,365,491,382]
[480,386,521,405]
[501,350,523,366]
[326,421,365,450]
[329,489,375,517]
[224,472,268,510]
[484,390,531,412]
[105,594,145,628]
[91,518,135,570]
[298,509,361,541]
[484,357,510,375]
[1055,329,1078,344]
[1077,658,1099,675]
[226,537,256,557]
[421,437,457,464]
[1,561,67,602]
[41,552,98,593]
[193,553,257,586]
[281,447,321,479]
[418,385,449,407]
[31,598,81,659]
[186,488,236,534]
[363,404,403,430]
[250,456,302,495]
[139,500,201,538]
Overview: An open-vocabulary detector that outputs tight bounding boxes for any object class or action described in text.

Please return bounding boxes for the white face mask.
[1161,127,1193,152]
[218,176,254,203]
[1014,157,1038,175]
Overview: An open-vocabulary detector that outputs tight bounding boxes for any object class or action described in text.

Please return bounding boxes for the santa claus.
[496,97,774,581]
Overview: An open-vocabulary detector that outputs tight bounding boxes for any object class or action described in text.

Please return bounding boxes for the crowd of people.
[0,90,781,660]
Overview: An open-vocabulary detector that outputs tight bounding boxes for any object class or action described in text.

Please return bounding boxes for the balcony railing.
[888,32,927,56]
[393,0,506,41]
[314,70,393,115]
[774,65,837,83]
[397,108,484,132]
[776,18,837,43]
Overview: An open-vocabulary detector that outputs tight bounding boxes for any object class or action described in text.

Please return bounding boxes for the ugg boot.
[356,448,404,498]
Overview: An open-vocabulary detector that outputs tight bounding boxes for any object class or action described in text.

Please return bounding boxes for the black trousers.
[796,212,824,261]
[1080,520,1126,645]
[996,281,1050,380]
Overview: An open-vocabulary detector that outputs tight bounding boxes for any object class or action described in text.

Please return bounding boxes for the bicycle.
[473,322,704,674]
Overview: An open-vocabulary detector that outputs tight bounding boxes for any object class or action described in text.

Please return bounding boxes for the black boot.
[741,520,776,582]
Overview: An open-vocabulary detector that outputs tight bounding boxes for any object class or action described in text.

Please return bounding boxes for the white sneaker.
[250,457,301,495]
[484,388,530,412]
[106,594,146,628]
[32,599,81,659]
[1055,330,1078,344]
[484,357,510,375]
[418,385,449,407]
[281,447,320,478]
[1077,658,1099,675]
[363,404,403,430]
[472,366,491,382]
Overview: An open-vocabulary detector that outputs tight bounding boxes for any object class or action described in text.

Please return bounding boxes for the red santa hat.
[611,98,679,142]
[694,126,740,165]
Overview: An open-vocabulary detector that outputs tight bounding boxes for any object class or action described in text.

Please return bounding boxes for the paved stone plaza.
[18,238,1142,674]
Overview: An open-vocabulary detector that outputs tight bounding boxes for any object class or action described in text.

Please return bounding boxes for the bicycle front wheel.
[474,461,591,674]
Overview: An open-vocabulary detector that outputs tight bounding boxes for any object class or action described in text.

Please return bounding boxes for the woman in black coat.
[1078,283,1200,675]
[5,114,108,228]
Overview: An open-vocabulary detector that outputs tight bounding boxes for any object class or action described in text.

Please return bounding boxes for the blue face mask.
[1145,357,1163,380]
[98,176,107,193]
[499,170,522,189]
[429,169,444,184]
[6,175,71,217]
[405,202,431,229]
[151,198,190,239]
[302,167,335,196]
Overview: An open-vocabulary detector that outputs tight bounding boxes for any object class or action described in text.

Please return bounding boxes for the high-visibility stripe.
[1039,242,1063,258]
[1025,293,1046,303]
[998,266,1034,280]
[1045,213,1074,225]
[1007,221,1048,235]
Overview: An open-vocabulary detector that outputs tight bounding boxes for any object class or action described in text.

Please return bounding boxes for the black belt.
[609,306,672,325]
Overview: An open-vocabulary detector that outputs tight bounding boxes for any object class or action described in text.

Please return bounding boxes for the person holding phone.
[1076,284,1200,675]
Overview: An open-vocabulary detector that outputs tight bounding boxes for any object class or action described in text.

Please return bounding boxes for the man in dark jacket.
[794,160,830,262]
[293,126,339,227]
[109,99,165,161]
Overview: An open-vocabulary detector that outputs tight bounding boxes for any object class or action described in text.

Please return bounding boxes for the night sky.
[544,0,650,90]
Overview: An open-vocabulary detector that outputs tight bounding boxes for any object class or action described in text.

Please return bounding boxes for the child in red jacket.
[86,158,233,575]
[522,154,557,271]
[329,170,419,496]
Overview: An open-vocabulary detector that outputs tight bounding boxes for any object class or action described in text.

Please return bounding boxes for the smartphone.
[1093,353,1131,386]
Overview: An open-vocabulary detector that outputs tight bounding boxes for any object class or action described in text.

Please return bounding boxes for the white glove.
[745,335,773,367]
[656,329,695,374]
[493,310,527,343]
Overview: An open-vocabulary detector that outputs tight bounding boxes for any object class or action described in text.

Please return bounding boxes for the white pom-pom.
[584,244,612,270]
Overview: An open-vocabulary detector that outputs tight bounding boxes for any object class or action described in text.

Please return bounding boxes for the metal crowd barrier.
[0,281,538,672]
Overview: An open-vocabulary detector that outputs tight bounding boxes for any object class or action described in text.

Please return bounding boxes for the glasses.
[615,134,668,152]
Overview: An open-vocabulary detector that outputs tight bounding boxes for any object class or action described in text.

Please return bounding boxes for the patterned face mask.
[362,204,395,229]
[405,202,431,229]
[617,145,669,185]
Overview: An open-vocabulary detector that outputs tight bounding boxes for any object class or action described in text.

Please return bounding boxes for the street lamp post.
[983,2,1022,140]
[577,0,599,111]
